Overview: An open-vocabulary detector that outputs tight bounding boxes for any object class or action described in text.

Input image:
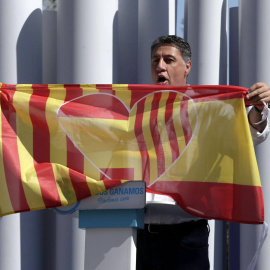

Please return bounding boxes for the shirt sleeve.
[247,106,270,145]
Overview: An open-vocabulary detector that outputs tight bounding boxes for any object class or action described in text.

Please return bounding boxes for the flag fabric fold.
[0,83,264,224]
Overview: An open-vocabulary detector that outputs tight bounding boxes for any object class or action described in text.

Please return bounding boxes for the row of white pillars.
[55,1,175,269]
[0,0,269,269]
[0,0,175,268]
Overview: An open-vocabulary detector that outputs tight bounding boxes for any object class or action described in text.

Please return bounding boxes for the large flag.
[0,83,263,224]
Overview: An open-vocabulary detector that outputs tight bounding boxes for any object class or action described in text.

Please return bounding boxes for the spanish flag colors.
[0,83,264,224]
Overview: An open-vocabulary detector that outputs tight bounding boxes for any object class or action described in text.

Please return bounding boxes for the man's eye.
[165,59,174,63]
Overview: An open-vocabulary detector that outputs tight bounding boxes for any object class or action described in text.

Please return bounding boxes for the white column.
[55,212,85,270]
[84,228,137,270]
[239,1,270,270]
[0,215,21,270]
[0,1,43,270]
[187,0,227,85]
[138,0,176,84]
[42,9,57,84]
[118,0,139,84]
[57,0,118,84]
[228,6,240,270]
[0,0,42,84]
[186,1,227,270]
[56,1,118,269]
[239,0,270,87]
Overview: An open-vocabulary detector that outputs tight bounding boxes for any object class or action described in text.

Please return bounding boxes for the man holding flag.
[136,35,270,270]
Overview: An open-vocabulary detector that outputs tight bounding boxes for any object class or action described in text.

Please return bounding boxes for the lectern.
[54,181,146,270]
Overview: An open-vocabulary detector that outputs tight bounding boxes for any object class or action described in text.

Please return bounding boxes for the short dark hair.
[151,35,192,63]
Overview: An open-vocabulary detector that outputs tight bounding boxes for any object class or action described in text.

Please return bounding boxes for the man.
[136,35,270,270]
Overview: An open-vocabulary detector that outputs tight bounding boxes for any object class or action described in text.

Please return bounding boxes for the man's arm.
[246,82,270,133]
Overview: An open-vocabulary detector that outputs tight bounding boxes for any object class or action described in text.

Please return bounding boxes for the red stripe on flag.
[165,92,180,162]
[66,138,84,173]
[103,180,125,190]
[97,84,116,96]
[150,92,165,176]
[134,98,150,184]
[30,85,61,208]
[96,84,113,89]
[63,84,83,100]
[69,169,91,200]
[30,85,51,162]
[1,87,30,213]
[100,168,134,180]
[180,96,192,145]
[58,94,129,120]
[35,163,62,207]
[130,87,153,108]
[149,181,264,224]
[64,85,85,174]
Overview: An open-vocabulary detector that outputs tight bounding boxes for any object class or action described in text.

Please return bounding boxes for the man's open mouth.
[157,76,168,85]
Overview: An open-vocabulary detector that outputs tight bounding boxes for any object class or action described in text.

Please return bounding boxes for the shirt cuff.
[252,103,269,125]
[247,105,270,145]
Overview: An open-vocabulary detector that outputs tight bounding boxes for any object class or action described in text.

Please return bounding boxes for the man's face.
[151,44,191,86]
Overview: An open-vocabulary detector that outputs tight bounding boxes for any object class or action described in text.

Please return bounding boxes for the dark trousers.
[136,219,210,270]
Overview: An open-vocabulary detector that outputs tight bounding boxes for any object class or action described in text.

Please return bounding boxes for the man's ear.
[185,60,192,77]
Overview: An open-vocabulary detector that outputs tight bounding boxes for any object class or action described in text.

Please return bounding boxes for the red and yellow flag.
[0,83,264,224]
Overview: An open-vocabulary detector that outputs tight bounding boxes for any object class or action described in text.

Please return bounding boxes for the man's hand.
[246,82,270,107]
[246,82,270,133]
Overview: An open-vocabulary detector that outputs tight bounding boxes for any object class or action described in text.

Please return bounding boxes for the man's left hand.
[246,82,270,133]
[246,82,270,108]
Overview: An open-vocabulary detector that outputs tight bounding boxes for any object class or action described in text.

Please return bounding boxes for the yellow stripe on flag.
[51,164,77,205]
[157,92,172,171]
[231,99,261,186]
[15,84,35,94]
[13,89,45,210]
[142,94,157,183]
[47,84,67,166]
[159,98,261,186]
[81,84,99,96]
[173,94,186,156]
[113,84,131,109]
[87,176,107,196]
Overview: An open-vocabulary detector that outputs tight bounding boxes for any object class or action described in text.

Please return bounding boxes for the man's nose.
[157,59,166,71]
